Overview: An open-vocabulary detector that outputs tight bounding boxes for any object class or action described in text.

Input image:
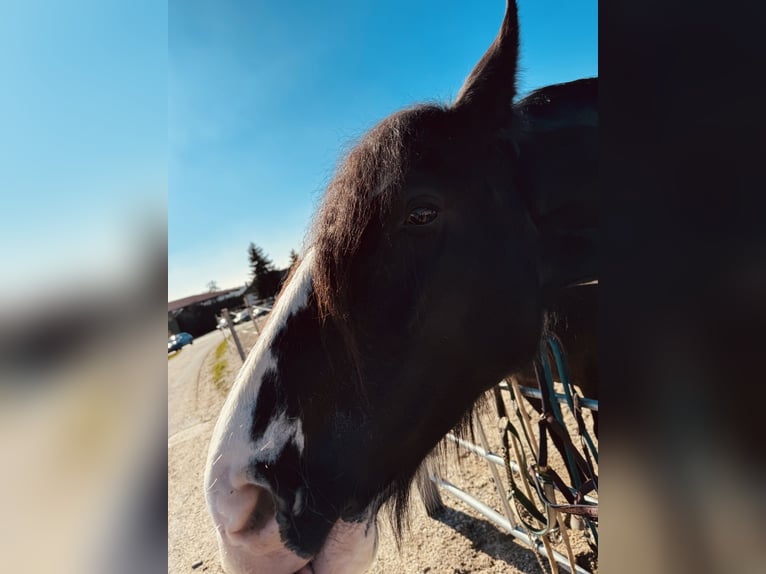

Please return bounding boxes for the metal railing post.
[222,308,246,362]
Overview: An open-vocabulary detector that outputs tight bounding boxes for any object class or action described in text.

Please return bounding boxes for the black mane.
[517,78,597,128]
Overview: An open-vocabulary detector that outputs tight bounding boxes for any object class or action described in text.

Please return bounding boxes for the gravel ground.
[168,322,598,573]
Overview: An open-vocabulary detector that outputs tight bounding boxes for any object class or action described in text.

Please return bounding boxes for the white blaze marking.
[292,487,304,516]
[293,417,305,452]
[253,411,299,464]
[205,247,380,573]
[205,249,315,497]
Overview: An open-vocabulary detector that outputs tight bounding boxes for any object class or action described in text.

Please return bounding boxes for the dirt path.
[168,323,259,574]
[168,321,596,573]
[168,330,225,439]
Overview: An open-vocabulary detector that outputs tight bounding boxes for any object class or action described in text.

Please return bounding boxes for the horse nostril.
[227,483,277,534]
[246,485,277,532]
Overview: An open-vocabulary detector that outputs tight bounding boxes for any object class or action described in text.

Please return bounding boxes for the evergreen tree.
[288,249,299,270]
[248,243,274,279]
[247,243,281,299]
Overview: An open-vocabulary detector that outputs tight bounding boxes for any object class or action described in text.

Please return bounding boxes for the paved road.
[168,329,222,439]
[168,319,265,574]
[167,322,259,439]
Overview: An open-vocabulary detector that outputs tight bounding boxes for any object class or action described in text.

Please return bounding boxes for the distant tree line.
[171,243,297,337]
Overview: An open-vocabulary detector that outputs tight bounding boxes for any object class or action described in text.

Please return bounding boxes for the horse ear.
[451,0,518,123]
[515,78,598,291]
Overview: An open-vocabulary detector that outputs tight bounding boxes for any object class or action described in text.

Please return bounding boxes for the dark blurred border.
[602,1,766,572]
[4,1,766,573]
[0,2,168,573]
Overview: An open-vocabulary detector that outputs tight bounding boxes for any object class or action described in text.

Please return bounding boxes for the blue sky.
[169,0,596,301]
[1,1,595,305]
[0,0,166,307]
[168,0,596,301]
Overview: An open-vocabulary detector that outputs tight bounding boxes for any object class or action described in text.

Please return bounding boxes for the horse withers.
[204,2,597,572]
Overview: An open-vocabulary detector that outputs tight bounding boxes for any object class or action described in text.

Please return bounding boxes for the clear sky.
[168,0,597,301]
[0,0,167,309]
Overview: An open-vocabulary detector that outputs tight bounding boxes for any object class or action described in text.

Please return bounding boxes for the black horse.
[204,2,597,572]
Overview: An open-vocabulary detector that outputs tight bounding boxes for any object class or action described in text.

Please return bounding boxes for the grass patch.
[212,339,230,393]
[168,350,181,360]
[215,339,228,361]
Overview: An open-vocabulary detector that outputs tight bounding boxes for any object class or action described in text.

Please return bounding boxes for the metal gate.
[425,335,599,574]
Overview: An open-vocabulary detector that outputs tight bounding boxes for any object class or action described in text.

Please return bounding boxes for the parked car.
[168,332,194,352]
[232,310,251,324]
[251,306,271,318]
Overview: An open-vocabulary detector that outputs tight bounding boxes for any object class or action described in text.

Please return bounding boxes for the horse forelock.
[308,105,459,385]
[310,105,453,316]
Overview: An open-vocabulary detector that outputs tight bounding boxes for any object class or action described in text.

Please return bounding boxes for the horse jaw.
[305,519,378,574]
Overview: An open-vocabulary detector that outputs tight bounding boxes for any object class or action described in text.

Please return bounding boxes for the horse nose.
[209,478,278,536]
[206,474,314,574]
[233,483,277,533]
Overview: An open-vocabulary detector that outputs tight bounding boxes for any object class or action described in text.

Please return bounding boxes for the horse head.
[205,2,597,572]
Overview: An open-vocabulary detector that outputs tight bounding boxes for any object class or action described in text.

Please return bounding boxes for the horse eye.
[405,206,439,226]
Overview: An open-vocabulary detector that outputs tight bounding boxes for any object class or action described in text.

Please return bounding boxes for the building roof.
[168,287,245,312]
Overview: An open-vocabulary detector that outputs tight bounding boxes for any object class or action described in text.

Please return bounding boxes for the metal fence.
[426,338,598,574]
